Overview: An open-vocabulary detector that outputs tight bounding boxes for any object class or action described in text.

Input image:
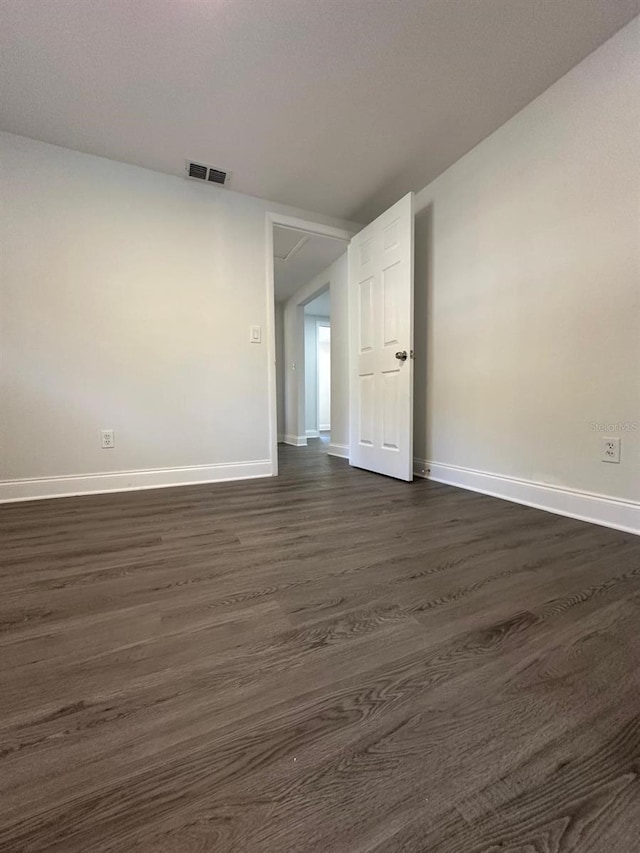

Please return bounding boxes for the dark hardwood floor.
[1,440,639,852]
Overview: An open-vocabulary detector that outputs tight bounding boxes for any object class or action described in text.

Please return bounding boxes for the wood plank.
[1,439,639,851]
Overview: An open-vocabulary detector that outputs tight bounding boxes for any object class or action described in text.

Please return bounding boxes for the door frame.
[265,212,356,476]
[315,318,331,433]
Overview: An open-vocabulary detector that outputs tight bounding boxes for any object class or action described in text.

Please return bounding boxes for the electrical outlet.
[601,436,620,463]
[101,429,115,449]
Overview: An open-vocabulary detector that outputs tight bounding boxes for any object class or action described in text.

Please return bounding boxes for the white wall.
[304,315,330,435]
[0,132,358,499]
[284,253,348,455]
[414,19,640,517]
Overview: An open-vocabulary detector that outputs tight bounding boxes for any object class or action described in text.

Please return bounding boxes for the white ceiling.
[1,1,637,222]
[274,227,346,303]
[273,226,309,262]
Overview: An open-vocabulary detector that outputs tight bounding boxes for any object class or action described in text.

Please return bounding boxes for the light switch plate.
[250,325,262,343]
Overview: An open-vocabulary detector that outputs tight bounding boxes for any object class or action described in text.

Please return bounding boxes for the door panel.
[348,193,414,480]
[382,370,400,450]
[359,278,374,352]
[382,261,401,346]
[359,373,375,446]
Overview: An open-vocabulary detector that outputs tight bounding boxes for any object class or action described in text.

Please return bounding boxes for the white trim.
[268,213,355,243]
[277,433,284,444]
[265,214,279,478]
[0,460,273,503]
[284,434,308,447]
[306,429,320,438]
[328,443,349,459]
[413,458,640,536]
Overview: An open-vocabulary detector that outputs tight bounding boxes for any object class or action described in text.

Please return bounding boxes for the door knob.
[395,350,408,361]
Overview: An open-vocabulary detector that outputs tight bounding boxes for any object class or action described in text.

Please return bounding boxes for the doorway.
[267,193,414,481]
[267,213,352,473]
[303,290,331,444]
[317,323,331,434]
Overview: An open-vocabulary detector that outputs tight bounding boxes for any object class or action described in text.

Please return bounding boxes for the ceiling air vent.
[208,168,227,185]
[186,160,228,186]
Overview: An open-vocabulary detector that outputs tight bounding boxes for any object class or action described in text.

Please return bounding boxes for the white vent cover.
[185,160,229,186]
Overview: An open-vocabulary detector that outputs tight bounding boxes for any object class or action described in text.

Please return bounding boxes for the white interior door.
[348,192,414,480]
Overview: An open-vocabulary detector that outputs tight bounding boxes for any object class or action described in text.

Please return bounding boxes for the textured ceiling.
[1,1,637,222]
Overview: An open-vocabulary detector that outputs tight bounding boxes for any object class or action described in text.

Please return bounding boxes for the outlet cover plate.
[601,436,620,463]
[101,429,115,449]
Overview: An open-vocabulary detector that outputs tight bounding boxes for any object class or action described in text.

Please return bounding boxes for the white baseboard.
[283,435,307,447]
[328,443,349,460]
[0,460,273,503]
[306,429,320,438]
[413,458,639,536]
[319,424,331,432]
[277,434,284,444]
